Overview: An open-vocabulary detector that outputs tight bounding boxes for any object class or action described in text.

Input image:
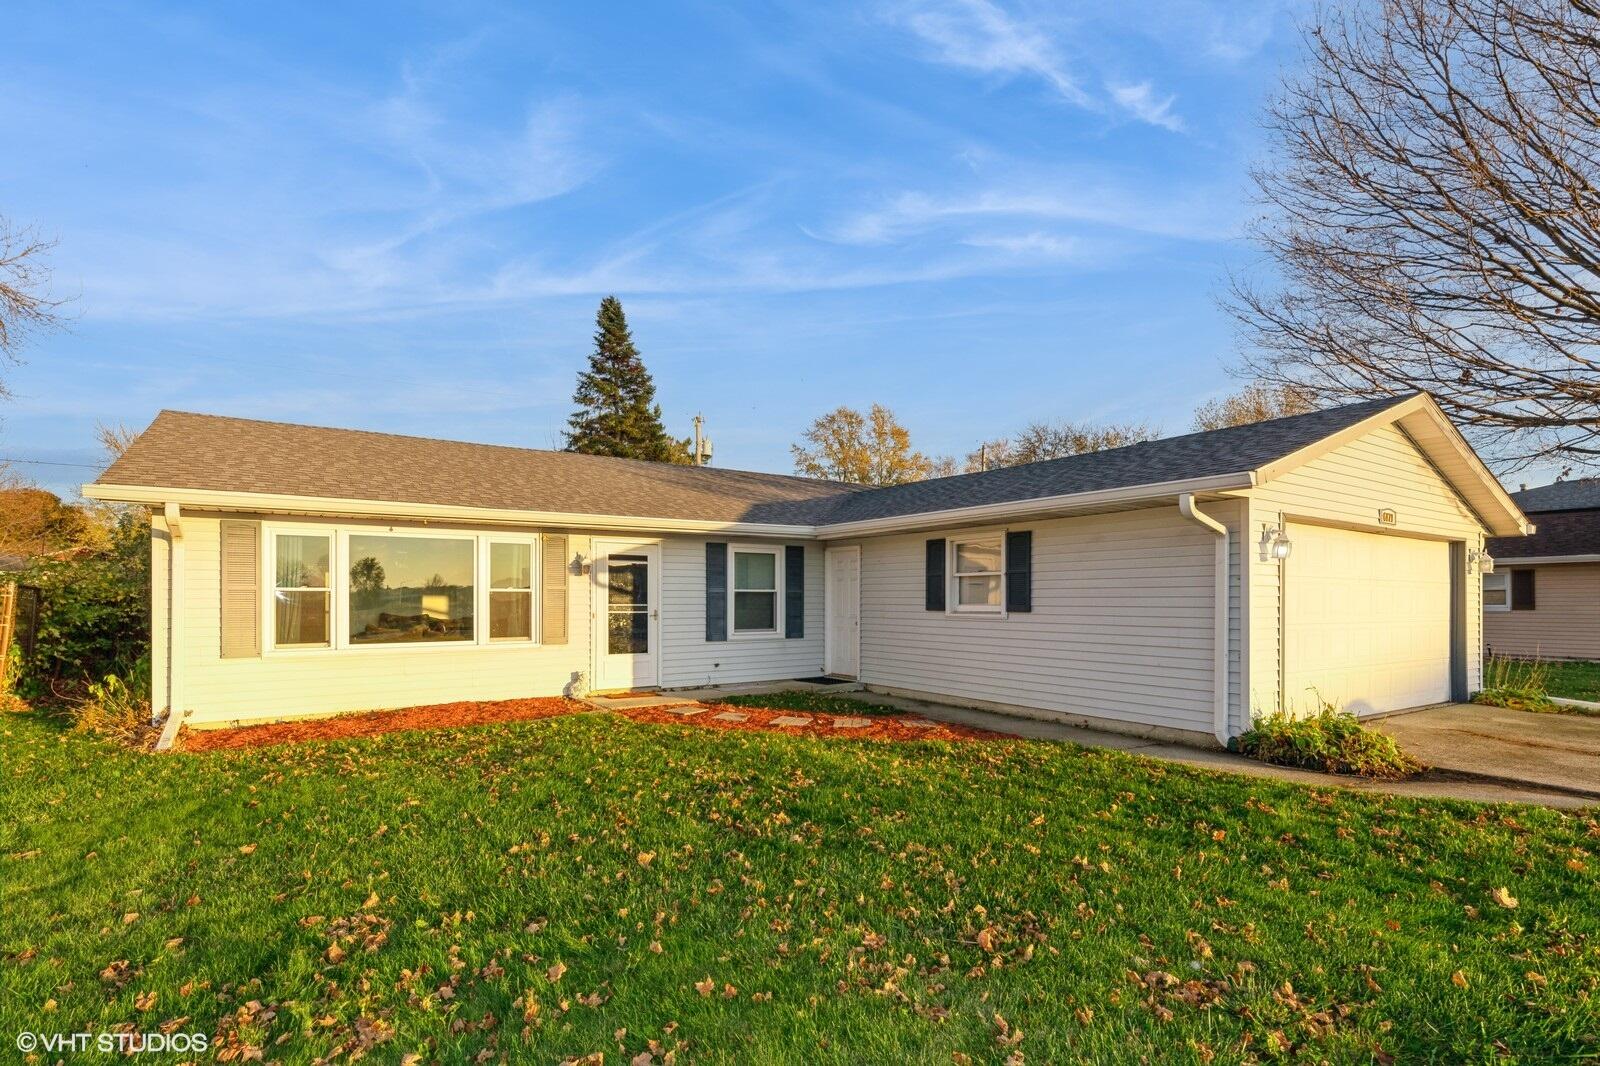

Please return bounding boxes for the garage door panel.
[1283,524,1451,716]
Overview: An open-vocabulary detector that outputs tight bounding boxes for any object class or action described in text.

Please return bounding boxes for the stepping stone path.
[899,718,939,728]
[713,711,749,723]
[663,706,705,717]
[831,717,872,729]
[771,715,812,727]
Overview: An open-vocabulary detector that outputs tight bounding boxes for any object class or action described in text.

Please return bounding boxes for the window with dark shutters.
[924,538,946,611]
[784,545,804,638]
[1511,569,1536,611]
[1004,530,1032,613]
[706,542,728,641]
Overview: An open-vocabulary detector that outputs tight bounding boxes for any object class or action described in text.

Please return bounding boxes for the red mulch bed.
[180,697,584,752]
[179,696,1014,752]
[619,702,1011,743]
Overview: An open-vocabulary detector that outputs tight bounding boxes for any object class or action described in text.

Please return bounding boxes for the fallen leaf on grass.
[547,961,567,982]
[1451,970,1469,989]
[238,844,257,855]
[695,978,715,997]
[1490,887,1518,909]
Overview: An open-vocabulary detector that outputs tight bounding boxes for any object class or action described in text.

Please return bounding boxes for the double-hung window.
[488,541,534,641]
[951,534,1003,612]
[1482,571,1509,612]
[732,546,780,635]
[273,533,332,647]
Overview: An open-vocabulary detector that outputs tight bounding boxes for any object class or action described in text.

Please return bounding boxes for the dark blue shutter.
[706,542,728,641]
[1511,569,1535,611]
[925,538,946,611]
[785,545,804,638]
[1005,530,1032,613]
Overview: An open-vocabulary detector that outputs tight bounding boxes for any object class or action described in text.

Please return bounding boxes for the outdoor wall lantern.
[1468,548,1495,574]
[1258,526,1293,562]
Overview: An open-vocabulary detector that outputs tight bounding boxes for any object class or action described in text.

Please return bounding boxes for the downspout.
[156,503,184,752]
[1178,494,1230,747]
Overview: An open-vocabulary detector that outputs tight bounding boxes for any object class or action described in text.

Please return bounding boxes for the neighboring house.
[85,393,1528,747]
[1484,478,1600,661]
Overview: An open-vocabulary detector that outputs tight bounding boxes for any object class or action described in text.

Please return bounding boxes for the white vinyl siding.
[659,538,825,687]
[844,505,1232,739]
[1246,420,1486,721]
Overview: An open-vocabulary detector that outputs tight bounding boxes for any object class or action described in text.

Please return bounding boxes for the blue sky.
[2,0,1304,497]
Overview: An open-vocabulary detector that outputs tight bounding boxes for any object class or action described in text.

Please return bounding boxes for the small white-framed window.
[1482,571,1510,612]
[951,534,1003,613]
[273,531,333,647]
[488,539,535,641]
[731,545,781,635]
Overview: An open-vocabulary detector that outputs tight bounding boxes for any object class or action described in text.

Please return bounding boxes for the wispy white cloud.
[888,0,1094,109]
[820,179,1236,247]
[1107,81,1184,133]
[885,0,1187,131]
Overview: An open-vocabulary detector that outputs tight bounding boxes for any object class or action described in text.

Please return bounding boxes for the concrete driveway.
[1371,703,1600,799]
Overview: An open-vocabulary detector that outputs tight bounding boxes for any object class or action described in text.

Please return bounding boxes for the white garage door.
[1283,523,1452,716]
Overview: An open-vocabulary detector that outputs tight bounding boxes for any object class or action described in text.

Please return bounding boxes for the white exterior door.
[593,541,660,691]
[825,546,860,679]
[1283,523,1452,716]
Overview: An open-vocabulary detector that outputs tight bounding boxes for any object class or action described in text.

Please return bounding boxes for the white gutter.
[817,472,1256,539]
[83,484,817,538]
[1488,554,1600,566]
[85,472,1259,542]
[1178,493,1231,746]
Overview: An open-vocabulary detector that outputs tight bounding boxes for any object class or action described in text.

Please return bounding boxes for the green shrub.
[1238,701,1425,779]
[16,510,149,697]
[71,654,152,742]
[1473,655,1559,712]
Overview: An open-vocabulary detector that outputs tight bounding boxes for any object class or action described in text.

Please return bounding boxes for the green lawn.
[1542,660,1600,703]
[717,690,906,716]
[3,710,1598,1064]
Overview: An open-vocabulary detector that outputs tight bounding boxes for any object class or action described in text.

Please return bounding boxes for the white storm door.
[825,546,860,678]
[594,542,660,691]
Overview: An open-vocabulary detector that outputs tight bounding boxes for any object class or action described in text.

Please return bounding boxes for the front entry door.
[825,546,860,679]
[594,542,660,691]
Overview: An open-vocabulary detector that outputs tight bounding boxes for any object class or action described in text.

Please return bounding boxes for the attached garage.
[1281,523,1453,716]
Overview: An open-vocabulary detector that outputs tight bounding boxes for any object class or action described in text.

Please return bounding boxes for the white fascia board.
[814,472,1257,539]
[82,483,819,538]
[1489,554,1600,566]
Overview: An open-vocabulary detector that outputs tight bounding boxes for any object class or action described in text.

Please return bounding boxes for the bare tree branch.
[1227,0,1600,471]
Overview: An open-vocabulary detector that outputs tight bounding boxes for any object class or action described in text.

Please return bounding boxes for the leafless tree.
[964,419,1159,471]
[1228,0,1600,471]
[0,217,65,392]
[1193,383,1317,431]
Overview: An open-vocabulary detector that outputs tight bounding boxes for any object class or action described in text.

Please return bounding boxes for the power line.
[0,457,103,469]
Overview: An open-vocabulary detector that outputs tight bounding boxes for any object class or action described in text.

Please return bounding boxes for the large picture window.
[274,533,331,647]
[952,535,1003,612]
[348,534,475,644]
[732,547,779,634]
[489,541,534,640]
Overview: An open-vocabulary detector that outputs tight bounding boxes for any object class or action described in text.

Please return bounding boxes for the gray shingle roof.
[95,395,1416,527]
[820,395,1413,524]
[1487,508,1600,559]
[1509,478,1600,514]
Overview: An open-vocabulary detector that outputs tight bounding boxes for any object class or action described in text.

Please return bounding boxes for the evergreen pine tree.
[563,296,690,463]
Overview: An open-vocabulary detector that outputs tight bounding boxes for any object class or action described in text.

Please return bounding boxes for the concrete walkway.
[834,690,1597,810]
[1369,703,1600,801]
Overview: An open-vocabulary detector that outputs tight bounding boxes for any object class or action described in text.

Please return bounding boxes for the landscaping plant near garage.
[1238,700,1425,779]
[1474,656,1561,713]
